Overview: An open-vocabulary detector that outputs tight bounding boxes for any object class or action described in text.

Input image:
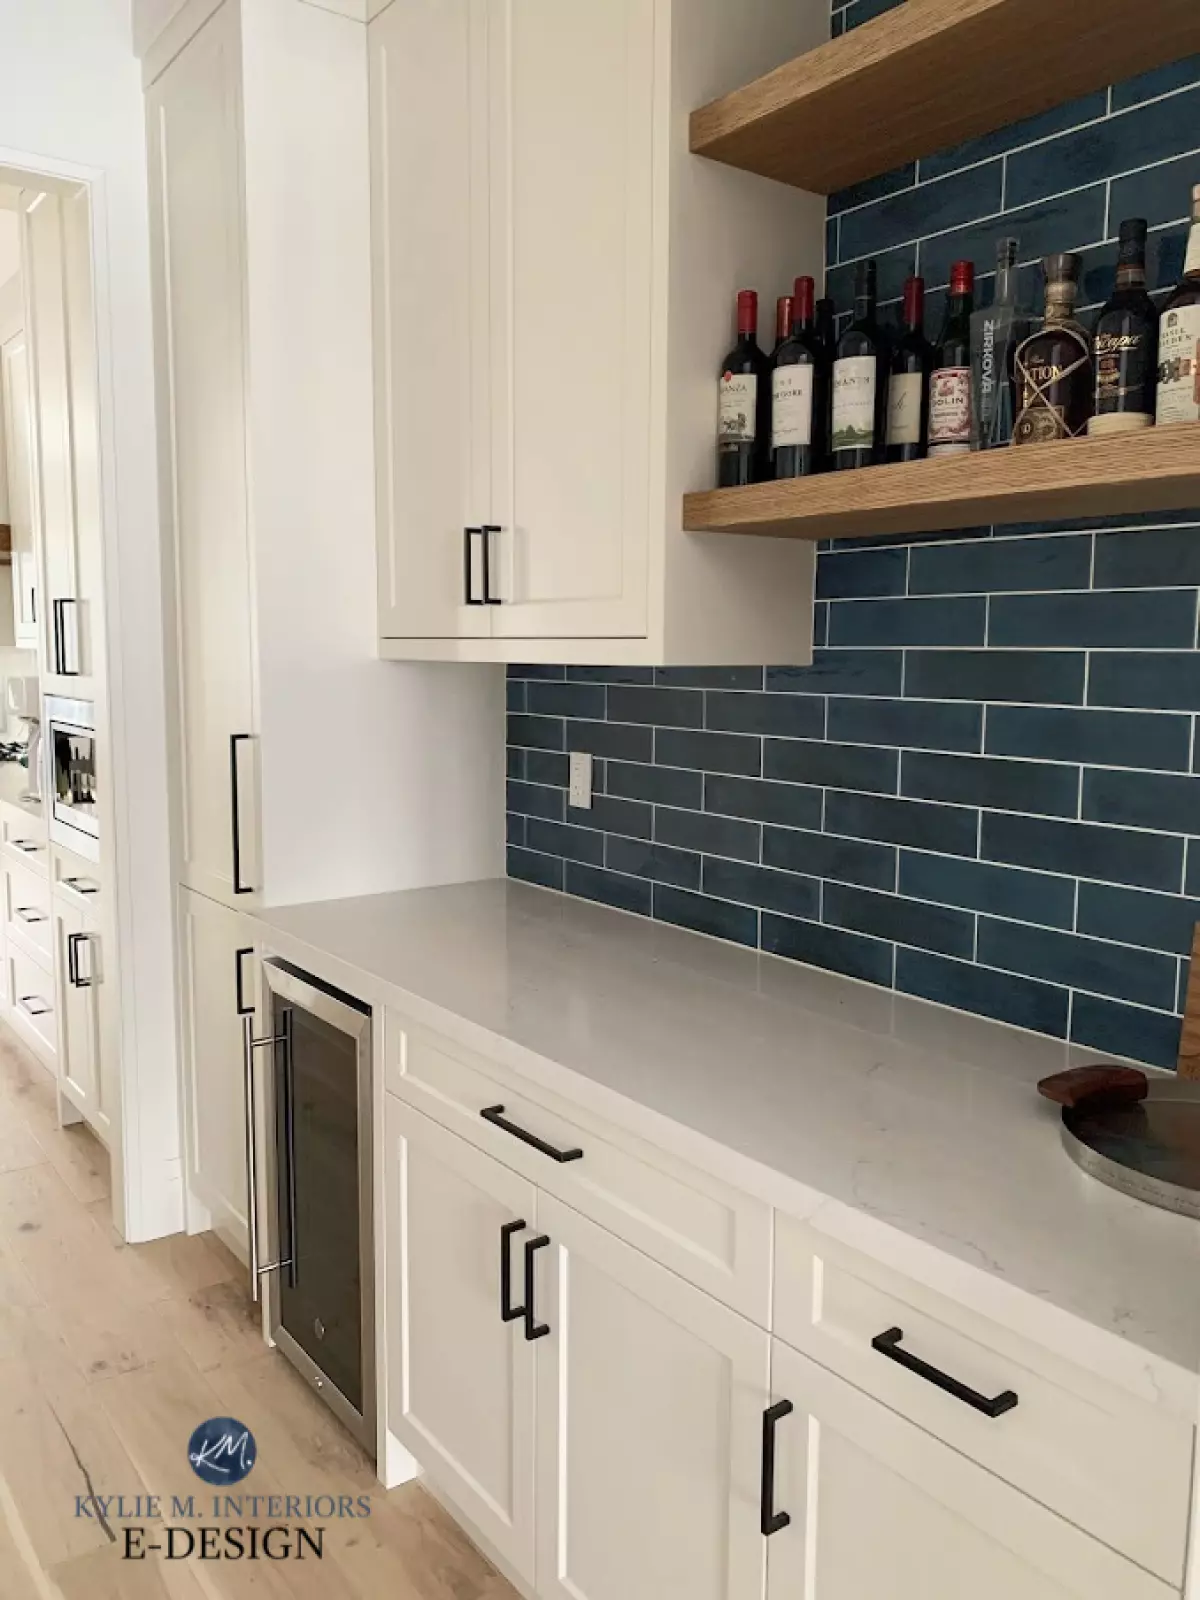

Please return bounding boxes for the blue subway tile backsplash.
[504,9,1200,1071]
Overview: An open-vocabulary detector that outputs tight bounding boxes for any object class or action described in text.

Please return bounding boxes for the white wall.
[0,0,181,1240]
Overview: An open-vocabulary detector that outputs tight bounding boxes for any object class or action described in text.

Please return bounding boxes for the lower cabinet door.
[384,1097,537,1580]
[534,1192,769,1600]
[765,1339,1175,1600]
[54,898,102,1134]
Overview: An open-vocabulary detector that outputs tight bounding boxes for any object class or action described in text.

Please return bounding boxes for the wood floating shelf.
[689,0,1200,195]
[682,425,1200,543]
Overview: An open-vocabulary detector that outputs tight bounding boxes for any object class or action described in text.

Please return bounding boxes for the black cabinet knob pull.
[760,1400,793,1536]
[871,1327,1018,1418]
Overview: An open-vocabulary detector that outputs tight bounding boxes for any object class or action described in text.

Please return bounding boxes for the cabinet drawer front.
[773,1215,1192,1585]
[8,943,55,1056]
[0,799,47,852]
[5,858,53,962]
[2,817,48,875]
[385,1011,770,1323]
[51,845,101,908]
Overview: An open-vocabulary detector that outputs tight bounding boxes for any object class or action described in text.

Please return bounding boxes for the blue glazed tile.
[981,812,1183,891]
[827,697,983,753]
[827,212,840,263]
[506,780,564,822]
[824,883,975,958]
[843,0,906,27]
[507,664,565,681]
[977,919,1177,1010]
[825,791,979,856]
[506,813,526,847]
[652,885,758,948]
[1007,88,1200,209]
[565,719,653,763]
[762,913,895,986]
[568,794,653,840]
[1077,883,1200,956]
[919,93,1108,182]
[526,680,607,719]
[1189,840,1200,897]
[813,602,829,648]
[840,162,1002,260]
[1001,508,1200,537]
[654,667,763,689]
[506,680,526,712]
[524,750,569,787]
[827,244,916,311]
[507,713,564,751]
[830,523,991,554]
[906,650,1086,705]
[656,806,761,863]
[707,690,825,740]
[896,949,1069,1036]
[989,590,1197,649]
[920,187,1107,291]
[898,852,1075,929]
[828,595,987,647]
[768,650,904,697]
[1112,154,1200,233]
[1089,653,1200,712]
[1082,769,1200,834]
[1069,994,1182,1070]
[525,818,605,868]
[908,533,1092,595]
[705,773,823,830]
[507,748,525,780]
[902,750,1079,817]
[1111,55,1200,110]
[702,858,819,921]
[607,684,703,728]
[1094,525,1200,589]
[606,837,701,891]
[828,163,917,220]
[816,546,908,599]
[656,727,762,777]
[565,862,652,918]
[507,846,564,892]
[607,760,702,809]
[830,7,845,38]
[763,825,896,890]
[567,664,653,684]
[985,706,1191,771]
[764,738,898,794]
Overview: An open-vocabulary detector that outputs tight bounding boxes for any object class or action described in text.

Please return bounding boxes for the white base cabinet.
[53,897,106,1140]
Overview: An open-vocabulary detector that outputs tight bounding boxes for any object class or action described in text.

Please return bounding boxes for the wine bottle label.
[772,365,814,450]
[928,367,971,453]
[831,356,876,452]
[886,372,923,446]
[1156,305,1200,425]
[718,372,757,444]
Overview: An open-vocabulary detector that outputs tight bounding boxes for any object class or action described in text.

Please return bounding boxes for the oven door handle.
[241,1011,294,1302]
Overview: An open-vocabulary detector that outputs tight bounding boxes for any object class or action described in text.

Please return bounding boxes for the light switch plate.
[569,751,593,810]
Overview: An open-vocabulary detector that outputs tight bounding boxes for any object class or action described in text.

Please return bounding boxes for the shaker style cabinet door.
[765,1339,1174,1600]
[533,1192,768,1600]
[53,898,104,1138]
[146,1,259,907]
[1,332,39,649]
[384,1098,537,1581]
[486,0,653,641]
[370,0,494,641]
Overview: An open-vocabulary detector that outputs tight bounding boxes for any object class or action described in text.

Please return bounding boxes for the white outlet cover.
[569,751,593,810]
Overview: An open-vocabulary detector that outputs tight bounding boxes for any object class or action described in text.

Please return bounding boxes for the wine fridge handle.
[241,1012,293,1303]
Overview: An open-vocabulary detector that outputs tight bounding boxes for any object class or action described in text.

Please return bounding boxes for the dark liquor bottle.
[717,290,770,487]
[773,277,823,478]
[1156,185,1200,428]
[971,238,1030,449]
[886,276,931,462]
[928,260,974,457]
[1090,219,1159,435]
[831,261,885,470]
[814,295,837,367]
[1013,255,1093,444]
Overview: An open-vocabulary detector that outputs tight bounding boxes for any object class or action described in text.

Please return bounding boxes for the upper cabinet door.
[1,332,39,649]
[146,1,259,907]
[370,0,494,640]
[487,0,654,640]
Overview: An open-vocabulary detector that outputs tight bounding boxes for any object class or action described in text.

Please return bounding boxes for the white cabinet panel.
[534,1191,767,1600]
[384,1097,537,1579]
[1,331,39,649]
[54,897,105,1139]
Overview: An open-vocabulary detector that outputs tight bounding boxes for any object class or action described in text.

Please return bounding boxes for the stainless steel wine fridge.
[242,958,375,1455]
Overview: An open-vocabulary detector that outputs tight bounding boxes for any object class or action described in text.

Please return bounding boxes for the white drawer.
[385,1011,771,1323]
[5,857,52,963]
[51,844,101,909]
[773,1214,1193,1586]
[2,811,48,875]
[8,943,55,1060]
[0,797,47,852]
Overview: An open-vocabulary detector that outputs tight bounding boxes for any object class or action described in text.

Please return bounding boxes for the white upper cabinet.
[371,0,827,665]
[1,332,38,650]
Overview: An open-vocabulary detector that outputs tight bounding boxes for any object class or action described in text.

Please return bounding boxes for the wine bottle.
[928,260,974,457]
[773,277,823,478]
[1090,219,1159,435]
[886,276,931,462]
[814,296,837,367]
[1156,185,1200,428]
[831,261,885,470]
[1013,255,1093,444]
[717,290,770,487]
[970,238,1030,449]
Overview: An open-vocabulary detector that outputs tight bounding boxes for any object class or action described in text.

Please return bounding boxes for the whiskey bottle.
[970,238,1030,449]
[1090,219,1158,435]
[1156,184,1200,428]
[1013,255,1092,445]
[928,260,974,457]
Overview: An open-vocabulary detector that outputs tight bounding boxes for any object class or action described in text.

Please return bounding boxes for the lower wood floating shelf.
[682,425,1200,543]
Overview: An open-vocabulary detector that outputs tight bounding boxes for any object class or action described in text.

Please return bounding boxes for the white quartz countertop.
[254,878,1200,1414]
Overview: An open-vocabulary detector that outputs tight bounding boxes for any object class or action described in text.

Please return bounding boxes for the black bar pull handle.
[761,1400,792,1536]
[481,525,502,604]
[464,527,484,605]
[522,1234,550,1341]
[234,946,255,1016]
[480,1104,583,1164]
[871,1327,1018,1418]
[67,932,92,988]
[229,733,254,895]
[500,1219,527,1323]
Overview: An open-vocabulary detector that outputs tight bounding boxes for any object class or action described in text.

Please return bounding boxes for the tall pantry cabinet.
[144,0,501,1252]
[370,0,827,666]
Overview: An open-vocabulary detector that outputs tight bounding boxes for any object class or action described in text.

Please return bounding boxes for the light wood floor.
[0,1027,517,1600]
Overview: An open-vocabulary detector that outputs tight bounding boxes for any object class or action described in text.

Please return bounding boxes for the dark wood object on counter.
[1037,1065,1149,1111]
[1177,924,1200,1081]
